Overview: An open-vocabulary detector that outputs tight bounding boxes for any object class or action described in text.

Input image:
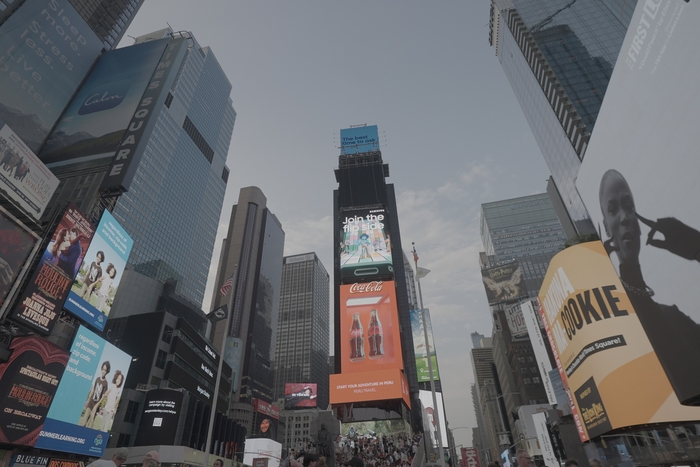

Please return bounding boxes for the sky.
[123,1,553,450]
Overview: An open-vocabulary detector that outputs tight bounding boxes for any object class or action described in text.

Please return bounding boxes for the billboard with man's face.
[576,0,700,409]
[338,206,393,283]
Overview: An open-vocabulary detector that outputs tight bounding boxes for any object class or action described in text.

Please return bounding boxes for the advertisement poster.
[0,121,59,219]
[461,448,480,467]
[0,337,69,446]
[532,413,558,467]
[538,242,700,442]
[0,207,40,309]
[0,0,102,152]
[521,301,556,405]
[419,390,448,447]
[338,206,393,283]
[409,309,441,382]
[504,302,528,340]
[39,39,170,171]
[339,281,403,373]
[12,205,94,335]
[284,383,318,409]
[63,210,133,331]
[36,325,132,456]
[8,454,49,467]
[481,262,526,304]
[329,368,410,408]
[134,389,183,446]
[340,125,380,155]
[576,0,700,407]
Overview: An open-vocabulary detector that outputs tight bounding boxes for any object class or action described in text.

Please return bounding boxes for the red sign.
[462,448,480,467]
[253,459,269,467]
[349,281,384,293]
[253,398,280,420]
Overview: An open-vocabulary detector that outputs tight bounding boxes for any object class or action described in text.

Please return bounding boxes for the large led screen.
[481,262,526,304]
[36,325,132,456]
[0,336,69,446]
[538,242,700,442]
[0,0,103,152]
[0,207,40,310]
[339,206,393,283]
[134,389,184,446]
[340,125,380,155]
[419,390,448,448]
[12,205,94,334]
[63,210,133,331]
[39,39,170,172]
[409,309,440,382]
[339,281,403,373]
[576,0,700,409]
[284,383,318,409]
[329,368,410,408]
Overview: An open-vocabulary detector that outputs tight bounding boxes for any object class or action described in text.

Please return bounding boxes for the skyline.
[122,1,556,447]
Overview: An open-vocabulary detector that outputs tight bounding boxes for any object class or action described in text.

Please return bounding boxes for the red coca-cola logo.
[349,281,383,293]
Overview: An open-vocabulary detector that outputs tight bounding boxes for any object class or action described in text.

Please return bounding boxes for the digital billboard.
[520,301,556,405]
[0,336,69,446]
[36,325,132,456]
[340,125,380,155]
[419,390,448,447]
[537,242,700,442]
[284,383,318,409]
[481,262,526,304]
[12,205,94,334]
[338,206,393,283]
[0,207,40,310]
[63,210,133,331]
[0,120,59,219]
[576,0,700,408]
[39,39,170,172]
[339,281,403,373]
[409,309,440,382]
[0,0,103,152]
[134,389,184,446]
[329,368,410,408]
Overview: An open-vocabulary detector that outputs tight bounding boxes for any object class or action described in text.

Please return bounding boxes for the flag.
[416,267,431,279]
[412,246,419,263]
[219,272,235,296]
[207,305,228,322]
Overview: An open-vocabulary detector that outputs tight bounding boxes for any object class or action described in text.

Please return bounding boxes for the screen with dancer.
[338,206,394,283]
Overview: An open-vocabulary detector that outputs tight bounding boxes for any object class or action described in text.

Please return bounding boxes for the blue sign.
[340,125,380,155]
[36,326,131,456]
[63,210,133,331]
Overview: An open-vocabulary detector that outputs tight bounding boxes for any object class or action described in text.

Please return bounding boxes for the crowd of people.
[335,432,422,467]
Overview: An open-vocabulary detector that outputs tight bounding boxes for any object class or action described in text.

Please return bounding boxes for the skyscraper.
[488,0,636,234]
[210,186,285,435]
[274,253,330,410]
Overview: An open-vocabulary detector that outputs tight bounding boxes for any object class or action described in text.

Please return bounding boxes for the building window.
[182,116,214,163]
[155,350,167,369]
[222,166,229,184]
[162,325,173,344]
[116,433,130,447]
[533,377,541,383]
[165,92,173,108]
[124,400,140,423]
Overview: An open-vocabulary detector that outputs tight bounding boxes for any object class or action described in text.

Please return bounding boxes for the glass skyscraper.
[489,0,636,235]
[274,253,330,409]
[111,29,236,306]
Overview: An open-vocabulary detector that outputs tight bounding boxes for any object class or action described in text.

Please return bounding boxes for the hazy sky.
[123,1,552,449]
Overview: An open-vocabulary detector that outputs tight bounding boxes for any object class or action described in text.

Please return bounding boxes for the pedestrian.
[141,451,160,467]
[87,448,129,467]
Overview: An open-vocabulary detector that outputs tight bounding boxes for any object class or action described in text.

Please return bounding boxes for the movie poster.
[12,205,94,334]
[481,262,526,304]
[0,207,39,309]
[0,336,69,446]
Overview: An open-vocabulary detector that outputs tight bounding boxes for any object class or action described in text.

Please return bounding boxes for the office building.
[210,186,285,435]
[274,253,330,410]
[488,0,636,235]
[470,338,505,465]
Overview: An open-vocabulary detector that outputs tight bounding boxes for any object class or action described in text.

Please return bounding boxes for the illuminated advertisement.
[284,383,318,409]
[12,205,94,334]
[339,281,403,373]
[481,262,526,304]
[419,390,448,447]
[0,120,58,219]
[339,206,393,283]
[0,337,69,446]
[340,125,380,155]
[576,0,700,409]
[538,242,700,442]
[36,325,132,456]
[63,210,133,331]
[134,389,184,446]
[0,207,40,310]
[9,454,49,467]
[329,368,410,408]
[461,448,480,467]
[0,0,102,152]
[39,39,171,172]
[409,309,440,382]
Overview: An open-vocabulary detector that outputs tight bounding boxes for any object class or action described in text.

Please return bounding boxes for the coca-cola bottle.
[368,309,384,359]
[349,312,365,361]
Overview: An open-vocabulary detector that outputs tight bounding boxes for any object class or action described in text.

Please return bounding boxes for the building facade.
[274,253,330,410]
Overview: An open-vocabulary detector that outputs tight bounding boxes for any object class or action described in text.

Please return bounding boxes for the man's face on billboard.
[600,171,641,264]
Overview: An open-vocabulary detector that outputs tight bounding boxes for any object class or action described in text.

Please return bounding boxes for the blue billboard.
[340,125,380,155]
[63,210,133,331]
[39,39,170,172]
[36,326,132,456]
[0,0,103,152]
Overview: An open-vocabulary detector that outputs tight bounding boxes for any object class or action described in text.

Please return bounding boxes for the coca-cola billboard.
[338,207,394,283]
[339,280,403,374]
